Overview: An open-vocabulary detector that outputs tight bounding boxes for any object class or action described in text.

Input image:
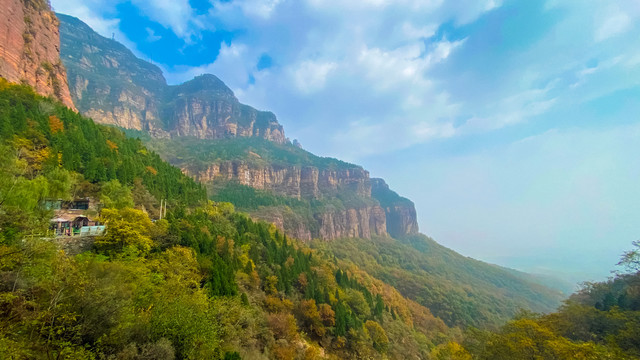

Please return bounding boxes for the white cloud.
[130,0,199,39]
[290,60,338,94]
[595,10,631,42]
[462,86,558,132]
[240,0,284,19]
[162,43,254,90]
[401,22,437,40]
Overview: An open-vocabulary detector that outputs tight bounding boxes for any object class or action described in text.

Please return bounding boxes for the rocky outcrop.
[58,15,285,143]
[184,160,371,200]
[57,13,173,132]
[183,160,409,241]
[318,168,371,198]
[250,204,387,242]
[0,0,75,109]
[316,205,387,240]
[371,178,419,238]
[384,203,419,237]
[166,75,286,143]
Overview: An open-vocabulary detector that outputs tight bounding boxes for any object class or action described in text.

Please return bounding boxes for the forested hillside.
[0,80,453,359]
[0,79,205,241]
[447,242,640,359]
[311,234,563,328]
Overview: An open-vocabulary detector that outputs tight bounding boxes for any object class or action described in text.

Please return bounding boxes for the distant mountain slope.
[58,14,285,143]
[142,136,418,241]
[312,234,565,328]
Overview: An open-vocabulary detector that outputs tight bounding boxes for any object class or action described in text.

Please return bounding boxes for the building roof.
[50,212,93,222]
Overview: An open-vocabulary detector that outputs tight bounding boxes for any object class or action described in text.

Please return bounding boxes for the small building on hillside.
[46,198,103,237]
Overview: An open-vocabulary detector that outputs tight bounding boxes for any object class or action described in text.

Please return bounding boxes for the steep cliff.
[165,75,285,142]
[56,13,164,131]
[184,160,371,200]
[0,0,75,109]
[58,14,285,143]
[182,159,388,241]
[372,178,419,237]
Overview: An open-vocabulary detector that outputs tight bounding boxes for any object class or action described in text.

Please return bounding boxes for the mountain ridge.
[58,13,285,143]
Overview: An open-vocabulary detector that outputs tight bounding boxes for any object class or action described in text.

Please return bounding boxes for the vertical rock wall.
[0,0,75,109]
[184,161,420,241]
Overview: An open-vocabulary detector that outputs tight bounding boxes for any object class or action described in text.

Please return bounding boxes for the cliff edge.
[0,0,75,109]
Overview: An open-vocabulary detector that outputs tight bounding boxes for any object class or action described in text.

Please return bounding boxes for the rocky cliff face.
[184,160,371,200]
[165,75,285,142]
[0,0,75,109]
[371,178,419,238]
[315,205,387,240]
[249,203,387,242]
[58,13,165,131]
[58,15,285,143]
[183,160,417,241]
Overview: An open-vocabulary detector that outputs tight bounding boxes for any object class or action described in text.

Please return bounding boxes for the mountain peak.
[173,73,236,99]
[58,15,285,143]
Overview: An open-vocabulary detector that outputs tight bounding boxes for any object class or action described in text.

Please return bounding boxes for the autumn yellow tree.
[95,207,153,254]
[365,320,389,353]
[299,299,326,337]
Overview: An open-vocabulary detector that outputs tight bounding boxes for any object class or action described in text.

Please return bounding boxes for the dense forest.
[311,235,563,328]
[0,80,452,359]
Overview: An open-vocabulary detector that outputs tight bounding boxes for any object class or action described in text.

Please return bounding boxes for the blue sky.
[51,0,640,285]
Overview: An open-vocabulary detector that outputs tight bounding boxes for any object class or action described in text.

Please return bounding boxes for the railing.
[52,226,105,237]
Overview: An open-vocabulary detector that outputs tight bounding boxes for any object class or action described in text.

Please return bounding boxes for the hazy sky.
[51,0,640,284]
